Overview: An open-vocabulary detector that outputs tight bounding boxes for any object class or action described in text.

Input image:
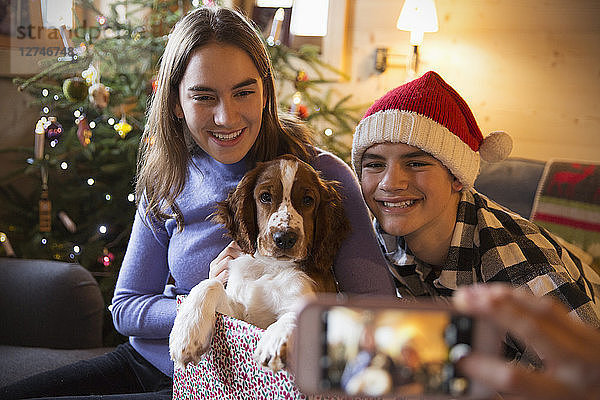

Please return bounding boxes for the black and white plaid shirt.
[375,189,600,329]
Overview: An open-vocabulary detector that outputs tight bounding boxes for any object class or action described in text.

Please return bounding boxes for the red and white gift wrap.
[173,298,306,400]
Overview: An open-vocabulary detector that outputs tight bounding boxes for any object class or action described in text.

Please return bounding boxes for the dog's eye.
[259,192,272,204]
[302,195,314,206]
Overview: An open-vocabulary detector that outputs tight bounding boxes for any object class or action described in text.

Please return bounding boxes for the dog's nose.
[273,231,298,249]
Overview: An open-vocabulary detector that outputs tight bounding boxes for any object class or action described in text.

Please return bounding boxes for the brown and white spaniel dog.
[169,154,350,371]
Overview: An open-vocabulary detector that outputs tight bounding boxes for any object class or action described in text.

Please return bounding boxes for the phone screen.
[320,306,473,397]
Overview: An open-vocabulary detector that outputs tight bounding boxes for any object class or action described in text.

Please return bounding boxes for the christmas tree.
[0,0,359,344]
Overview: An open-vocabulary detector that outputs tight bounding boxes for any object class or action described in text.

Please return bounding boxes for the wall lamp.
[375,0,438,75]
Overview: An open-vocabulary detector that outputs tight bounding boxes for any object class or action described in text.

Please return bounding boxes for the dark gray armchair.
[0,258,114,387]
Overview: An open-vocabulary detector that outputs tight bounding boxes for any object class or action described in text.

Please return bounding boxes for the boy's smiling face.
[360,142,463,241]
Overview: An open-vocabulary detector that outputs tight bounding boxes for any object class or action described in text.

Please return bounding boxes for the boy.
[351,71,600,362]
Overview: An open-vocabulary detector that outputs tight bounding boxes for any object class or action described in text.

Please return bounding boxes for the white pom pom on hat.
[479,131,513,163]
[352,71,512,188]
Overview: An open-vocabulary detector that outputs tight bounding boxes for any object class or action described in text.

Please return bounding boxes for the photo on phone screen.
[319,306,473,398]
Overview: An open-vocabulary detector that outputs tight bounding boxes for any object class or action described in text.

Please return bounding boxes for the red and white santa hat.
[352,71,512,188]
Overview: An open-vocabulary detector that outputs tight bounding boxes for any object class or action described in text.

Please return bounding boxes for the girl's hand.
[209,241,243,285]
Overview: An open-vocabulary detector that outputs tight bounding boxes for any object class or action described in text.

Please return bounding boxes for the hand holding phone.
[289,295,503,399]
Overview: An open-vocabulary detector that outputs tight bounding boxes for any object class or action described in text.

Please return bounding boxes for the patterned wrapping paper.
[172,297,364,400]
[172,296,306,400]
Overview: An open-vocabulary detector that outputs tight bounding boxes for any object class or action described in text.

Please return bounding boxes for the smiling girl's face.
[175,42,266,164]
[359,142,463,242]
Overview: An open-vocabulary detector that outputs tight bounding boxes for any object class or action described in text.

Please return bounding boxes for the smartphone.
[290,294,503,399]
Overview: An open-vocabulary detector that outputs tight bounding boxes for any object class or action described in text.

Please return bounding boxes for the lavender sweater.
[111,147,395,377]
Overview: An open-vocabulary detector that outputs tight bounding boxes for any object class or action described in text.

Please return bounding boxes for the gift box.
[173,298,306,400]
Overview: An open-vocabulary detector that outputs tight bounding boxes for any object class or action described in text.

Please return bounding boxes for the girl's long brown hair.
[137,6,313,230]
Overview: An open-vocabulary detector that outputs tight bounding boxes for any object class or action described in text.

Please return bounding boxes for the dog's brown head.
[212,154,350,292]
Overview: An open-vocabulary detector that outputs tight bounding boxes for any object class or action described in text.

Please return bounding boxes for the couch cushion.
[0,258,104,349]
[475,158,545,219]
[0,345,114,387]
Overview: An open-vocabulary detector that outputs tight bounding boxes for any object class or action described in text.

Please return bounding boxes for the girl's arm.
[314,150,396,295]
[110,205,177,339]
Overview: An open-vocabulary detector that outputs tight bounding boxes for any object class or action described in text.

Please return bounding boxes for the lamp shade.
[290,0,329,36]
[397,0,438,44]
[256,0,293,6]
[40,0,73,29]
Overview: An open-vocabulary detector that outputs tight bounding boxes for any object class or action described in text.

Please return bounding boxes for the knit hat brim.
[352,109,481,188]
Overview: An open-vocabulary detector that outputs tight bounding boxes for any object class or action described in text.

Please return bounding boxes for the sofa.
[0,157,547,388]
[0,258,115,387]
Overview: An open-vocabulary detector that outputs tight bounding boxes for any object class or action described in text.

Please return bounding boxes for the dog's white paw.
[169,282,224,370]
[254,324,290,372]
[169,306,216,370]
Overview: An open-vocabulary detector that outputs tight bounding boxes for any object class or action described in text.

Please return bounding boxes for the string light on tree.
[87,178,95,186]
[324,128,333,136]
[98,225,107,234]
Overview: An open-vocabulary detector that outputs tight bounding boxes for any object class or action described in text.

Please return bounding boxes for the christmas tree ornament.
[44,117,63,140]
[89,82,110,109]
[82,63,99,85]
[151,77,158,93]
[58,211,77,233]
[114,115,133,138]
[297,104,309,119]
[266,7,285,46]
[0,232,16,257]
[39,187,52,232]
[294,70,309,91]
[98,248,115,267]
[63,77,89,102]
[34,118,46,159]
[76,116,93,147]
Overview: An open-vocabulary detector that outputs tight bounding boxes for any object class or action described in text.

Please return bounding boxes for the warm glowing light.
[396,0,439,45]
[290,0,329,36]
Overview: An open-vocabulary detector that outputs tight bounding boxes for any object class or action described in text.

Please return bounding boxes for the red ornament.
[151,77,158,93]
[297,104,309,120]
[77,117,92,147]
[98,248,115,267]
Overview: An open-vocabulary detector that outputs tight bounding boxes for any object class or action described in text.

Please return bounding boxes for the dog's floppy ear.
[309,179,351,273]
[211,166,262,254]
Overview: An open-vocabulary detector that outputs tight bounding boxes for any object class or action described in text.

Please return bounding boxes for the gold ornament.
[114,116,132,138]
